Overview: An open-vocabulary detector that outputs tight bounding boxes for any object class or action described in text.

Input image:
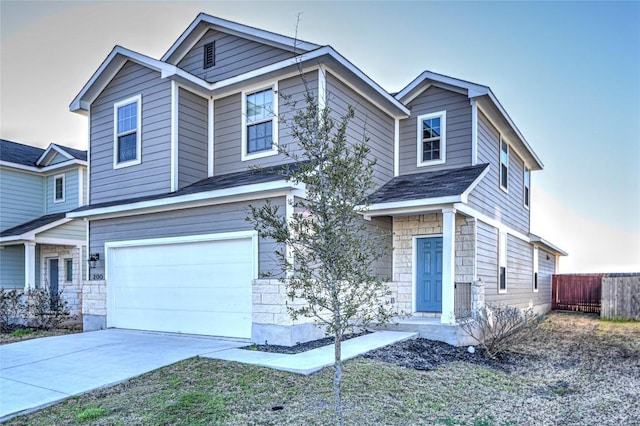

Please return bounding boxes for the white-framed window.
[53,174,65,203]
[241,83,278,161]
[416,111,446,167]
[113,94,142,169]
[533,246,539,292]
[498,231,507,293]
[500,137,509,192]
[65,258,73,282]
[524,167,531,209]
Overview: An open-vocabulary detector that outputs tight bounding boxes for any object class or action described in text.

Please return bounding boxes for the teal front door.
[416,237,443,312]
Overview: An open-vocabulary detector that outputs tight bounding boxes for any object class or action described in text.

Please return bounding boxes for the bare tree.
[248,79,394,425]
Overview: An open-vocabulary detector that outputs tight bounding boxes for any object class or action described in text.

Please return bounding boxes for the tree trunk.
[334,333,343,426]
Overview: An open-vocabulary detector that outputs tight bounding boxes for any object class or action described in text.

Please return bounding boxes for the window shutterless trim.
[533,245,539,292]
[53,174,65,203]
[113,94,142,169]
[241,82,278,162]
[416,111,446,167]
[498,231,507,293]
[523,167,531,209]
[499,136,509,193]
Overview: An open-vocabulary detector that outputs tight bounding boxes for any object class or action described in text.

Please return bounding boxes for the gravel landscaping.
[5,312,639,425]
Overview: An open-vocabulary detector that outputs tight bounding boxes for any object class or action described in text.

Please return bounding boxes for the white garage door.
[106,233,255,338]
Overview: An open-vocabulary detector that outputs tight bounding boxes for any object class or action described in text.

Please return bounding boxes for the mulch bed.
[241,331,370,354]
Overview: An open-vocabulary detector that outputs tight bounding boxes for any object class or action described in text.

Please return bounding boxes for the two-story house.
[68,13,565,345]
[0,139,87,315]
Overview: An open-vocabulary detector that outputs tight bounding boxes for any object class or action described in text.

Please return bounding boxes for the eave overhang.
[530,234,568,256]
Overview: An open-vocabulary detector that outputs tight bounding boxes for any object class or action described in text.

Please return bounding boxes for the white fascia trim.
[161,13,319,63]
[470,99,478,166]
[208,97,215,177]
[318,66,327,112]
[529,234,568,256]
[453,203,530,243]
[486,90,543,169]
[67,180,305,219]
[0,160,87,174]
[171,81,179,191]
[34,237,85,246]
[460,165,490,203]
[394,118,400,177]
[36,144,74,166]
[362,198,461,219]
[396,70,489,102]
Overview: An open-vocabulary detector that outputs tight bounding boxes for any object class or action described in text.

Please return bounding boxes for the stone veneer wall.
[252,279,325,346]
[82,280,107,330]
[39,245,82,315]
[389,213,477,315]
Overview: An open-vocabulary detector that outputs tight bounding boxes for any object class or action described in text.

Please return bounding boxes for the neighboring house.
[0,139,88,315]
[68,13,566,345]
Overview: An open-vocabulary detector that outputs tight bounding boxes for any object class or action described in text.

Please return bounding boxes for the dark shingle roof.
[72,162,301,213]
[367,164,489,204]
[0,213,67,237]
[0,139,86,166]
[0,139,45,166]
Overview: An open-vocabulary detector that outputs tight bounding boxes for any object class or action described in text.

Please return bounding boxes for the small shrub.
[75,407,108,421]
[0,289,27,332]
[460,303,541,359]
[26,287,71,330]
[11,328,33,337]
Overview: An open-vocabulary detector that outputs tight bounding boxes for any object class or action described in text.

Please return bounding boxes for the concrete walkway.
[0,329,416,421]
[203,330,418,375]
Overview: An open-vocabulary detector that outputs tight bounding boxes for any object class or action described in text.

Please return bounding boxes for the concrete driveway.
[0,329,245,421]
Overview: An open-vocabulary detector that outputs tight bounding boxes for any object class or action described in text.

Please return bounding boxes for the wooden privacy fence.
[601,274,640,320]
[552,274,602,314]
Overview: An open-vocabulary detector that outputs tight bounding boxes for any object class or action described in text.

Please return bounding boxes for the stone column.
[24,242,36,290]
[441,208,456,324]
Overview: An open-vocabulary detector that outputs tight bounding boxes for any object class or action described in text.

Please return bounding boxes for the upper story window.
[499,231,507,293]
[500,137,509,192]
[203,41,215,68]
[241,84,278,161]
[54,174,65,203]
[416,111,446,167]
[524,167,531,208]
[113,95,142,169]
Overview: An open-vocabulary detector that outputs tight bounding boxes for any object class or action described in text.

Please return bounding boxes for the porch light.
[88,253,100,269]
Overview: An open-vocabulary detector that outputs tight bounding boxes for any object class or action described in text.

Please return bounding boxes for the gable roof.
[396,70,543,171]
[0,139,45,166]
[0,140,86,169]
[0,213,68,239]
[367,164,489,205]
[162,13,320,65]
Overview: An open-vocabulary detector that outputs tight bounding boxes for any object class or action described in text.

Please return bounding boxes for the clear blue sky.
[1,1,638,272]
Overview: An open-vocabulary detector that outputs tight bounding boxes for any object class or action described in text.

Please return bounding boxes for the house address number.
[92,274,104,280]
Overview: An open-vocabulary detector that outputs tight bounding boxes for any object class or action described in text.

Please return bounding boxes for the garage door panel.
[114,287,251,312]
[114,308,250,337]
[108,235,253,339]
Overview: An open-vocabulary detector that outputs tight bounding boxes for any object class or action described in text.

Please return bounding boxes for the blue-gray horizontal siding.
[476,219,498,294]
[89,61,172,204]
[89,198,285,277]
[468,112,529,234]
[177,29,294,83]
[178,88,209,189]
[213,72,316,175]
[484,231,539,309]
[538,248,555,304]
[38,220,86,241]
[0,169,44,231]
[326,73,395,188]
[399,86,472,175]
[46,169,79,214]
[0,245,25,289]
[48,153,69,165]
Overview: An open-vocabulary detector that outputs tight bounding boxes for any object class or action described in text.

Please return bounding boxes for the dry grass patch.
[6,312,639,425]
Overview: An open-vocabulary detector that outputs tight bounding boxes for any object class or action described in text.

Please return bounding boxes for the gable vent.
[203,41,215,69]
